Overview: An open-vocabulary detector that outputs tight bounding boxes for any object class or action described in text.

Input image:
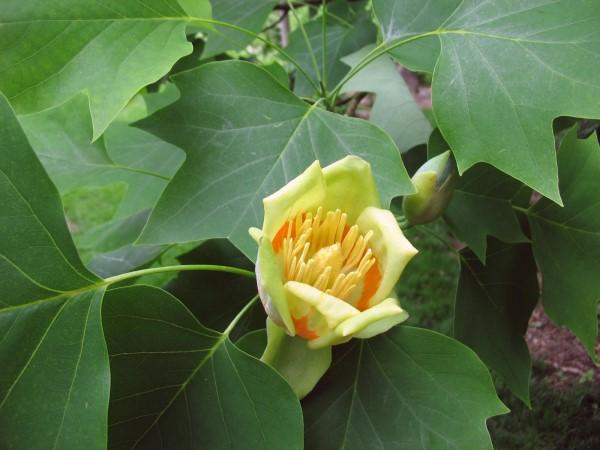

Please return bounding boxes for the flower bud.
[402,150,457,225]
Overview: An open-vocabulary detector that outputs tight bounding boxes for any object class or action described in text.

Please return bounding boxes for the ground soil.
[526,306,599,390]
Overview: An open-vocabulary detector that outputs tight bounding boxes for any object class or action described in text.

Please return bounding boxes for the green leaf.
[427,128,448,158]
[303,327,507,450]
[444,163,529,262]
[527,129,600,358]
[103,285,303,450]
[455,240,539,405]
[83,210,166,278]
[20,94,185,221]
[137,61,412,259]
[236,329,267,359]
[373,0,600,203]
[1,289,110,450]
[373,0,445,73]
[0,0,212,138]
[0,93,110,449]
[341,45,432,152]
[287,2,376,96]
[166,239,264,339]
[262,61,290,88]
[20,91,184,274]
[0,94,98,302]
[203,0,277,58]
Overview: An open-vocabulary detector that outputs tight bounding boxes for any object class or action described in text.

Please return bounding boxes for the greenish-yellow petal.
[249,226,263,243]
[321,156,381,223]
[336,297,409,339]
[257,237,295,334]
[262,161,326,240]
[307,330,351,349]
[285,281,359,329]
[356,207,418,306]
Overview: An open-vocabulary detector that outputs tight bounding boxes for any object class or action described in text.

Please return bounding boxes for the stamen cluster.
[277,207,377,306]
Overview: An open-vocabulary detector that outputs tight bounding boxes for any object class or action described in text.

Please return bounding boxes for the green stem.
[104,264,255,285]
[197,17,321,94]
[512,205,531,214]
[285,0,324,96]
[416,225,460,255]
[328,31,438,104]
[224,295,260,336]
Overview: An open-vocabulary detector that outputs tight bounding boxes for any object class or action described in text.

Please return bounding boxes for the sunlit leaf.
[373,0,600,203]
[0,0,212,138]
[341,45,431,152]
[203,0,277,58]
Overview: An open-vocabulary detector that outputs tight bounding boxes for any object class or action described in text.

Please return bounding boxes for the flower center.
[272,207,381,310]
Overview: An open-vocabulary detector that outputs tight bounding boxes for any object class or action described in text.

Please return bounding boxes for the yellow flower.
[250,156,417,350]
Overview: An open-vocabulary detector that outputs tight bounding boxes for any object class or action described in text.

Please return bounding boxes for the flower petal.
[336,297,409,339]
[262,160,326,240]
[307,330,351,349]
[262,318,332,399]
[322,156,381,223]
[356,207,418,307]
[284,281,359,329]
[257,237,295,334]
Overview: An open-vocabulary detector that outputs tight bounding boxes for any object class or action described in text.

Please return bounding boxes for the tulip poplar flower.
[249,156,417,398]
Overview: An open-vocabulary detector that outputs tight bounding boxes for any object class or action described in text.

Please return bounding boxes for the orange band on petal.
[356,261,382,311]
[293,315,319,340]
[272,220,296,253]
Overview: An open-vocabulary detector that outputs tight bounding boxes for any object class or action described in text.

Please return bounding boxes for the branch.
[263,9,289,33]
[345,92,368,117]
[274,0,331,10]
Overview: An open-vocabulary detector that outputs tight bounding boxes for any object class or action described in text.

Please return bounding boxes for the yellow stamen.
[276,208,380,307]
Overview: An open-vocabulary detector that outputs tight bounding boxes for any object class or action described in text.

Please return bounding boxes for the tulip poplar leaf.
[528,129,600,359]
[203,0,277,58]
[20,94,185,221]
[303,327,507,450]
[0,0,212,138]
[83,210,166,278]
[444,164,529,262]
[373,0,600,204]
[287,1,376,96]
[166,239,264,339]
[455,240,539,405]
[0,93,110,450]
[341,45,432,152]
[137,61,412,259]
[104,285,303,450]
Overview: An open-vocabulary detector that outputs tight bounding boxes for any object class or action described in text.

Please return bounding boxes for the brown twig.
[335,94,354,107]
[263,9,289,32]
[275,0,330,10]
[279,9,290,48]
[345,92,368,117]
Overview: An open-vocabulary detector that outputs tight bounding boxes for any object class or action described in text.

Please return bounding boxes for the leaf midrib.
[227,100,323,242]
[129,332,228,448]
